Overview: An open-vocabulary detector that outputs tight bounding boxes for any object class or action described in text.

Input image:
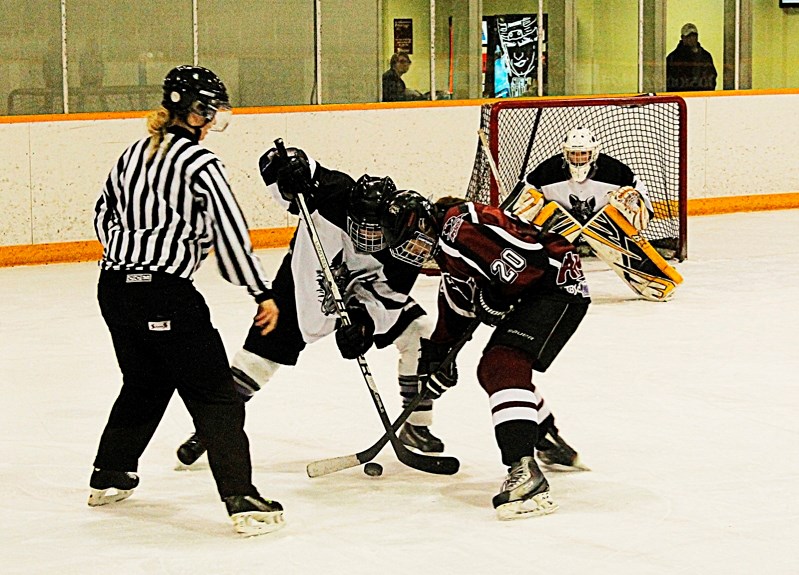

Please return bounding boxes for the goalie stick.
[306,318,480,478]
[273,139,459,477]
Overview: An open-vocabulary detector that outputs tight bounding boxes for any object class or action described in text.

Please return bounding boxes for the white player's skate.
[87,468,139,507]
[174,432,207,470]
[492,456,558,520]
[398,423,445,453]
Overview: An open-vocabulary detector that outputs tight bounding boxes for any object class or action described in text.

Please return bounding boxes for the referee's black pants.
[93,270,258,500]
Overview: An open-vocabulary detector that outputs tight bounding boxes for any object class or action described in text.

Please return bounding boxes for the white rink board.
[1,93,799,247]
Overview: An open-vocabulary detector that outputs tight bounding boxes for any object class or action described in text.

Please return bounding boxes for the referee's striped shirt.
[94,126,272,301]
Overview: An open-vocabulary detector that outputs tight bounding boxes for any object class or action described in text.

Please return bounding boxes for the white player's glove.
[511,187,545,224]
[608,186,650,231]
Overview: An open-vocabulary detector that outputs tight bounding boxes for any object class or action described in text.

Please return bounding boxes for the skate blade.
[87,487,134,507]
[495,491,559,520]
[400,443,445,455]
[538,454,591,472]
[569,455,591,471]
[173,459,208,472]
[231,511,286,537]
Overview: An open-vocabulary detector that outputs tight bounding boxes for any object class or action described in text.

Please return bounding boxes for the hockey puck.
[363,462,383,477]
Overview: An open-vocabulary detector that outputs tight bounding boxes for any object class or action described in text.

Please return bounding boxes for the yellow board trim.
[0,227,296,268]
[687,193,799,215]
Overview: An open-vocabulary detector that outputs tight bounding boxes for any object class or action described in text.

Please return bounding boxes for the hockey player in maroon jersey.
[380,191,591,520]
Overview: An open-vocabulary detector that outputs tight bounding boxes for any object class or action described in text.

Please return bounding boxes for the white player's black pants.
[93,270,259,500]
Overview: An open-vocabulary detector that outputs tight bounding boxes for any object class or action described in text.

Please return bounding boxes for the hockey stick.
[306,318,480,478]
[273,139,459,477]
[478,128,510,203]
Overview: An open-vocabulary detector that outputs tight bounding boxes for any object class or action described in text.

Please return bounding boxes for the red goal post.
[465,95,688,261]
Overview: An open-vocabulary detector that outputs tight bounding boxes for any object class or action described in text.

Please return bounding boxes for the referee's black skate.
[399,423,444,453]
[176,432,207,466]
[492,456,558,520]
[536,430,590,471]
[224,494,285,536]
[87,467,139,507]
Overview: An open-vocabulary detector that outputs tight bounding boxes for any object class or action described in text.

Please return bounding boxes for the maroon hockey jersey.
[431,201,589,342]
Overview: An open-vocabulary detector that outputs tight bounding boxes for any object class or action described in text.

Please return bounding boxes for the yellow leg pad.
[582,205,683,301]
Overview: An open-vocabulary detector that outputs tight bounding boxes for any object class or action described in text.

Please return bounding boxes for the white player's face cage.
[347,219,387,253]
[390,231,437,266]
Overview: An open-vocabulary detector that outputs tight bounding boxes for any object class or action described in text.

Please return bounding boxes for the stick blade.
[398,450,460,475]
[306,454,361,478]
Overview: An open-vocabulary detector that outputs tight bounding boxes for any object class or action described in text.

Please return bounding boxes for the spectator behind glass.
[382,52,424,102]
[666,23,717,92]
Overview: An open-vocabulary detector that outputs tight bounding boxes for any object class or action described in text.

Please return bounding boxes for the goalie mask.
[380,190,439,266]
[347,175,397,253]
[162,65,232,132]
[562,126,600,183]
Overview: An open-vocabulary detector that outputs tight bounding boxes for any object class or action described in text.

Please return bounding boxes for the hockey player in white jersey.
[176,146,445,466]
[511,126,682,301]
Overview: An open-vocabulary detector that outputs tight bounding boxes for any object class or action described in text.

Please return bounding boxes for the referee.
[88,65,284,536]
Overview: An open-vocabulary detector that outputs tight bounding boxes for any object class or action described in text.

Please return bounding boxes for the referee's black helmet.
[162,65,231,129]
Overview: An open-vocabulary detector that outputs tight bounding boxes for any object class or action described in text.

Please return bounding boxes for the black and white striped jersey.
[94,126,272,301]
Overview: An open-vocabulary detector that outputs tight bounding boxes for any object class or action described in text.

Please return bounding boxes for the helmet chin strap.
[176,112,209,140]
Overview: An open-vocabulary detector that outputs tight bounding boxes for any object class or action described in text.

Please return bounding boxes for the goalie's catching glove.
[511,187,545,224]
[334,304,375,359]
[259,147,315,215]
[475,286,513,326]
[608,186,650,231]
[418,338,458,399]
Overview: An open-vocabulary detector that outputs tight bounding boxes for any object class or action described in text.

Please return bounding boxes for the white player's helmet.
[562,127,600,183]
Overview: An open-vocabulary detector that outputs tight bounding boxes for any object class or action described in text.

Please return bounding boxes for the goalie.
[510,126,682,301]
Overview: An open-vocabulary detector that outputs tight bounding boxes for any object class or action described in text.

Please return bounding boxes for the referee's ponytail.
[146,106,172,159]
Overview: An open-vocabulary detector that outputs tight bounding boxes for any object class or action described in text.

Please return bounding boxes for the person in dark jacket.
[666,23,717,92]
[382,52,423,101]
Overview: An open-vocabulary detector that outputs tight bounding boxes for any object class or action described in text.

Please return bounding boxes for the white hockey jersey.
[266,167,424,348]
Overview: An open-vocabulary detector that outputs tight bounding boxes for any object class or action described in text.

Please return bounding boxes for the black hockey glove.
[335,304,375,359]
[418,338,458,399]
[475,286,513,326]
[258,147,315,214]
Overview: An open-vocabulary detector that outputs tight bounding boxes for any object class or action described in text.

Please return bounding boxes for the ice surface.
[1,211,797,574]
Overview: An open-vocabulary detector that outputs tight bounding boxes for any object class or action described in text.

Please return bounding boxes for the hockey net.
[465,95,687,261]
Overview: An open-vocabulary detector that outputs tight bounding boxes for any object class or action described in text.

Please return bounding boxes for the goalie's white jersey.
[522,153,653,223]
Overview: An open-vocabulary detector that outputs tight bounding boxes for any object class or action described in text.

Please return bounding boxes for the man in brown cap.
[666,23,718,91]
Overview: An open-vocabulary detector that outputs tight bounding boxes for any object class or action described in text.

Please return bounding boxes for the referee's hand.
[254,299,279,335]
